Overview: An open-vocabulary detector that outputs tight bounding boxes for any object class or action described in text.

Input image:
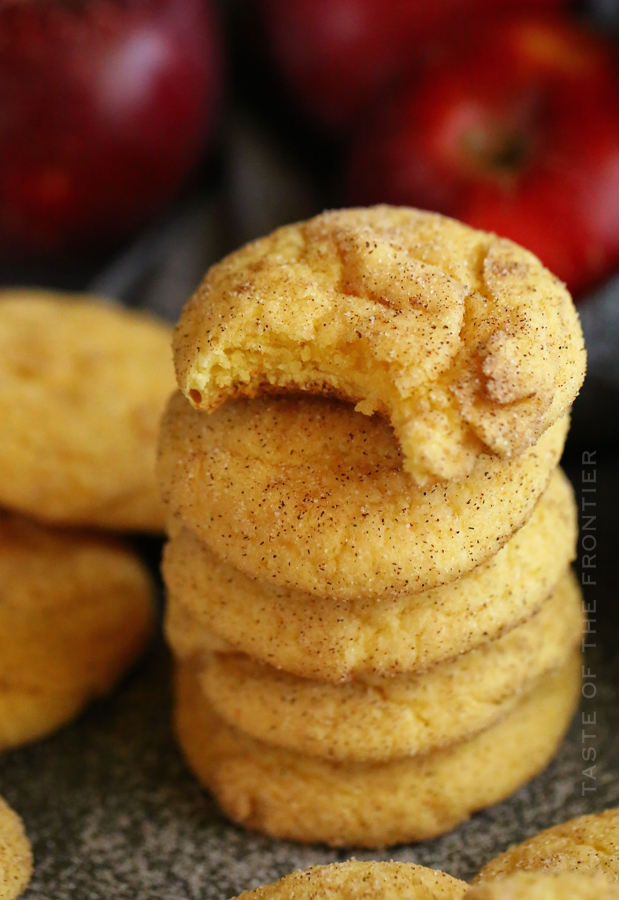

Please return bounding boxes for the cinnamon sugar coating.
[0,797,32,900]
[467,873,619,900]
[0,289,175,532]
[0,509,155,750]
[474,809,619,883]
[158,392,568,600]
[228,861,467,900]
[174,652,580,848]
[174,206,585,486]
[198,571,582,762]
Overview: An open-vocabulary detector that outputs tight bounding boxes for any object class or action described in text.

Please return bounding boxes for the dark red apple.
[259,0,570,131]
[0,0,222,260]
[348,14,619,295]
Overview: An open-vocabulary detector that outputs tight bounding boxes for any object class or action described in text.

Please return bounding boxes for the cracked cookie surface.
[174,206,585,486]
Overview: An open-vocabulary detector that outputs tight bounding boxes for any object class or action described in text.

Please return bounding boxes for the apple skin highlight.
[0,0,222,260]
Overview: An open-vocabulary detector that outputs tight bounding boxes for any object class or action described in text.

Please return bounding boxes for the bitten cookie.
[0,510,155,750]
[0,797,32,900]
[174,651,580,847]
[467,873,619,900]
[474,810,619,882]
[174,206,585,486]
[164,467,576,680]
[198,571,582,761]
[0,289,175,531]
[158,392,568,600]
[228,861,468,900]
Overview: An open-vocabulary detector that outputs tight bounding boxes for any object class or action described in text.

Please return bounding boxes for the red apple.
[0,0,222,260]
[259,0,570,131]
[348,14,619,295]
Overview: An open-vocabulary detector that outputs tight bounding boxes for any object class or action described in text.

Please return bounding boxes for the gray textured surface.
[0,457,617,899]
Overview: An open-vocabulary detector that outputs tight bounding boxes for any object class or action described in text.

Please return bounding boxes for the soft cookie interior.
[174,206,585,486]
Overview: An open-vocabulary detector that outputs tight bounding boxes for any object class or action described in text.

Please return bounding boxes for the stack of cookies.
[0,289,176,751]
[158,207,587,847]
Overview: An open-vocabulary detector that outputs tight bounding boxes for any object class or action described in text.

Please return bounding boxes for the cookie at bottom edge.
[0,796,32,900]
[467,872,619,899]
[229,860,467,900]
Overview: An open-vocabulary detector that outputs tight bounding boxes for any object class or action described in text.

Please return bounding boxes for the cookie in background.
[474,809,619,883]
[0,289,175,533]
[173,207,585,486]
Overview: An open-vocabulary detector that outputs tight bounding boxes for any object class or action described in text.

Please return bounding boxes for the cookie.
[474,809,619,883]
[228,861,468,900]
[0,797,32,900]
[467,873,619,900]
[174,650,580,847]
[164,467,576,679]
[0,510,155,750]
[174,206,585,486]
[158,392,568,600]
[0,289,175,531]
[198,570,581,761]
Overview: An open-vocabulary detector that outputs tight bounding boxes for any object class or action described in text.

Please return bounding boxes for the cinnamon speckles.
[197,571,581,763]
[474,809,619,884]
[172,206,585,486]
[157,391,568,600]
[468,873,619,900]
[163,469,576,682]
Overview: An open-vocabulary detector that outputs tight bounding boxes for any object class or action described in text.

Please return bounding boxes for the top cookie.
[0,289,175,531]
[174,206,585,486]
[229,861,467,900]
[474,809,619,882]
